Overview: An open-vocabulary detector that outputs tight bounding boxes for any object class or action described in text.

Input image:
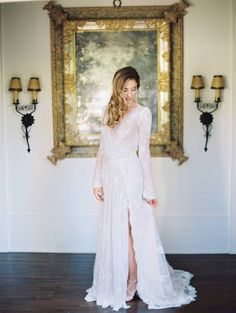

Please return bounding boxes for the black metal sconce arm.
[194,100,220,152]
[15,103,37,153]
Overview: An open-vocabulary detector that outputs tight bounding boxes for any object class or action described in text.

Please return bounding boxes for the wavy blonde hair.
[103,66,140,128]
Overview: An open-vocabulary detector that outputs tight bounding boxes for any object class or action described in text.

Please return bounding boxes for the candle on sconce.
[8,77,22,104]
[191,75,204,102]
[211,75,224,102]
[28,77,41,104]
[13,91,18,104]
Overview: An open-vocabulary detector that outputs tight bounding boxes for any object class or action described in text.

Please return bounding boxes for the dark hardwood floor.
[0,253,235,313]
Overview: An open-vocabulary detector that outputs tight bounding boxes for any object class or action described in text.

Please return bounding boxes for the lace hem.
[85,288,131,311]
[84,269,197,311]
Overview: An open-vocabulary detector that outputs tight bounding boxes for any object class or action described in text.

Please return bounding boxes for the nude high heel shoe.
[126,279,137,301]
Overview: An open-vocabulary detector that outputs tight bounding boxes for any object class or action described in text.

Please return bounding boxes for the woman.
[85,67,197,311]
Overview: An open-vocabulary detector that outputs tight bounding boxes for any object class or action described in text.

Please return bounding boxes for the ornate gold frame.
[44,0,189,165]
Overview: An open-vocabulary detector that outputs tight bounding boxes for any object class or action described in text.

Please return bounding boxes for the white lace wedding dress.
[84,104,197,311]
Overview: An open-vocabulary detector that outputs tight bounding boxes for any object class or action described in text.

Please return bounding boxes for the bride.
[84,66,197,311]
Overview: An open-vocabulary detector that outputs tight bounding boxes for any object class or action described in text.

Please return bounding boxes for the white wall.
[0,0,234,253]
[230,0,236,253]
[0,4,8,251]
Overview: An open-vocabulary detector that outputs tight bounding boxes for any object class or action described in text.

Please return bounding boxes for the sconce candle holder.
[191,75,224,151]
[8,77,41,153]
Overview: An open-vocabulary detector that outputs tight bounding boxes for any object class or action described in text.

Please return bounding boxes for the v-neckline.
[103,104,140,131]
[118,104,139,125]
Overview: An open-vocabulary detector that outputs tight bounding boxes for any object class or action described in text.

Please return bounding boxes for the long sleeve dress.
[84,104,197,311]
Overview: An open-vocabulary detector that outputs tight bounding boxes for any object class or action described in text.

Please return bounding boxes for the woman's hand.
[147,198,158,208]
[93,187,104,202]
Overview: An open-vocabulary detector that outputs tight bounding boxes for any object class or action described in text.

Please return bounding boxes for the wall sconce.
[8,77,41,153]
[191,75,224,151]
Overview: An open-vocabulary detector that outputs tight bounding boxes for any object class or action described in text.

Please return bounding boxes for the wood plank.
[0,253,235,313]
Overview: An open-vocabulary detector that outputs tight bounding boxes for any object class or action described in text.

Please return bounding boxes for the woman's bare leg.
[126,209,138,301]
[128,209,137,280]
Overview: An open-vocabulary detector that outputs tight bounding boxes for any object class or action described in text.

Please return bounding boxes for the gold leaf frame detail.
[44,0,189,165]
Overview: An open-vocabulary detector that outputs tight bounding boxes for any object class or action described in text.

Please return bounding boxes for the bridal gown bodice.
[93,104,156,200]
[85,104,197,311]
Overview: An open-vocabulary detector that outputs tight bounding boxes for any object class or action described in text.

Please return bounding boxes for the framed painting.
[44,0,189,165]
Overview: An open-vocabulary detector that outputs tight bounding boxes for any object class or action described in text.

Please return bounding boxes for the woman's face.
[121,79,138,106]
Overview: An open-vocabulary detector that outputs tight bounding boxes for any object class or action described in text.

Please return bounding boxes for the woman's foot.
[126,279,137,301]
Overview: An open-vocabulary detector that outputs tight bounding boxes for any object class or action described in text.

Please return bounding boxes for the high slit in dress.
[84,104,197,311]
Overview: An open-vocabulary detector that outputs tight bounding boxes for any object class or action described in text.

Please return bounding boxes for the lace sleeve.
[92,141,104,188]
[92,106,107,188]
[138,107,156,200]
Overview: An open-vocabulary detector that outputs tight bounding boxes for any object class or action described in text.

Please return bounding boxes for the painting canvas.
[75,31,158,135]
